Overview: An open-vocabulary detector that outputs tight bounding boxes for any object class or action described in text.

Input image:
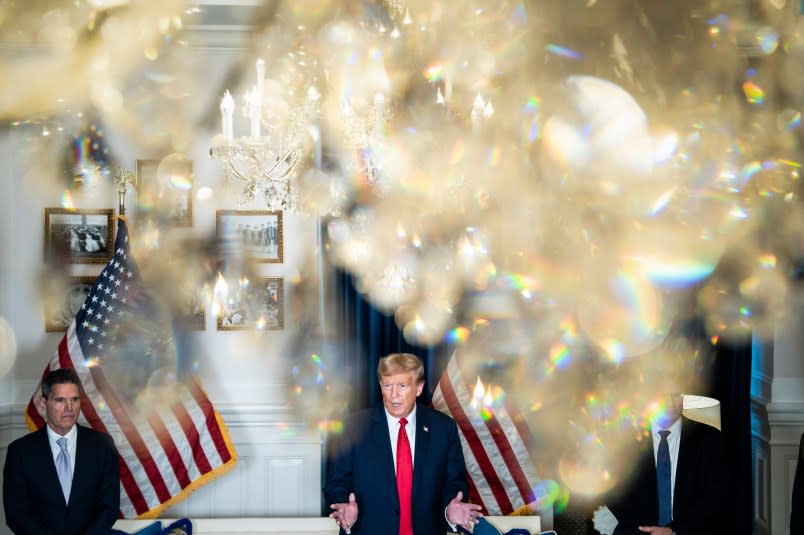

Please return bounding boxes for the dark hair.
[377,353,425,384]
[41,368,81,399]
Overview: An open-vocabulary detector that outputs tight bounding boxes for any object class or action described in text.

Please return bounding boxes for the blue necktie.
[656,430,671,526]
[56,437,72,503]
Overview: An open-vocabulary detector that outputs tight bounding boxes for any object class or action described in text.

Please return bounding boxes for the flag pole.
[114,168,136,216]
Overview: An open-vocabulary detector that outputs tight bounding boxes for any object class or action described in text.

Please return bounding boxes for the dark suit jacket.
[606,418,727,535]
[791,432,804,534]
[3,424,120,535]
[324,403,468,535]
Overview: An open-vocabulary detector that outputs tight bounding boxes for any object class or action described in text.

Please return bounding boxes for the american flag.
[26,217,237,518]
[432,351,541,515]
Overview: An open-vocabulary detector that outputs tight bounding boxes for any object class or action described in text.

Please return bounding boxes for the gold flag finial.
[114,168,136,215]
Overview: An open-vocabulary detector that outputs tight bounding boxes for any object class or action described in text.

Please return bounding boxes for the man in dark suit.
[604,374,727,535]
[3,368,120,535]
[324,353,483,535]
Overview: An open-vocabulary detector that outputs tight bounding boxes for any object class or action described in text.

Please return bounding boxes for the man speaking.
[325,353,482,534]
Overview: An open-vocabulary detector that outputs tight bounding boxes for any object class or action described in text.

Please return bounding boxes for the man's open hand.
[446,491,484,530]
[329,493,359,533]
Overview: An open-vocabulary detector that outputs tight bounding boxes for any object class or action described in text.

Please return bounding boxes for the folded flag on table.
[433,351,541,515]
[459,517,530,535]
[26,217,237,518]
[110,518,193,535]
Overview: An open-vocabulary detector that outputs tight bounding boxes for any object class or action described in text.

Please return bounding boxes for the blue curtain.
[709,340,752,534]
[331,268,454,410]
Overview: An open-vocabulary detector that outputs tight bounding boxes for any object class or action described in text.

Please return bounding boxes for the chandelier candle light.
[211,58,315,211]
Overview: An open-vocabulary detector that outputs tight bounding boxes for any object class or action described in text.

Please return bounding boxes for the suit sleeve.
[84,433,121,535]
[3,440,51,535]
[441,419,469,511]
[671,426,727,535]
[323,422,355,508]
[605,447,656,535]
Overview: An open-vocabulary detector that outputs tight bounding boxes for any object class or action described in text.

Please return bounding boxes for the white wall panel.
[266,457,305,515]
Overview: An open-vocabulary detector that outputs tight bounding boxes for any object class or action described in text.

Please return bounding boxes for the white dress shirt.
[384,405,417,473]
[383,405,457,531]
[47,424,78,473]
[650,417,682,511]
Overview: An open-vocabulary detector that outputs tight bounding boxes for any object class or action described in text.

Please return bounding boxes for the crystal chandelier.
[342,92,390,189]
[210,59,319,211]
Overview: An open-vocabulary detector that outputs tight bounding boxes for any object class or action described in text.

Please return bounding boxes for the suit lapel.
[370,408,397,501]
[68,426,87,509]
[638,437,659,516]
[411,404,430,504]
[36,426,69,507]
[673,418,694,512]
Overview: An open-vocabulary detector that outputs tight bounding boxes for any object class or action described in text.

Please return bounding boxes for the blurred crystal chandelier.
[342,92,390,187]
[210,59,319,211]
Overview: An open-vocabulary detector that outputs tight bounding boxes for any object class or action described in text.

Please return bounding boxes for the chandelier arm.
[222,159,255,183]
[258,145,302,182]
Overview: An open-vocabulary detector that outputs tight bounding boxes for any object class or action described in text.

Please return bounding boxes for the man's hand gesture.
[329,493,359,533]
[446,491,484,531]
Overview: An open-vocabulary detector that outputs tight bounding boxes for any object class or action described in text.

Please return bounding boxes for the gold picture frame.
[44,208,114,264]
[136,158,194,228]
[216,276,284,331]
[216,210,283,264]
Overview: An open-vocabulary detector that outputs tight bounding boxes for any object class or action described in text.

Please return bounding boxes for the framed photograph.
[183,286,206,331]
[136,158,194,228]
[44,208,114,264]
[45,276,96,332]
[216,276,284,331]
[216,210,283,263]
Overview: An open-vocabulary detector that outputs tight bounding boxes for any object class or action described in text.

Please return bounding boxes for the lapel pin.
[423,426,429,432]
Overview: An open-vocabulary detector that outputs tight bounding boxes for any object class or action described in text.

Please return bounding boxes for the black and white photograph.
[217,276,283,331]
[136,158,194,228]
[216,210,283,263]
[44,208,114,264]
[44,276,96,332]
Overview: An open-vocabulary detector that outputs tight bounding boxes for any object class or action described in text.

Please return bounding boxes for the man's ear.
[38,394,47,411]
[416,382,425,397]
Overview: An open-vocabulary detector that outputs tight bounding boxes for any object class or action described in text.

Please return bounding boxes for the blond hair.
[377,353,425,384]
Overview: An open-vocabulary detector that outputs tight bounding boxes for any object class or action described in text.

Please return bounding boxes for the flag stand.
[114,168,136,216]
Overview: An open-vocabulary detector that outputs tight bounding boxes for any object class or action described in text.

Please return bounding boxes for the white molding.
[0,401,317,431]
[214,402,296,426]
[771,377,804,403]
[753,438,770,535]
[770,444,801,535]
[767,401,804,432]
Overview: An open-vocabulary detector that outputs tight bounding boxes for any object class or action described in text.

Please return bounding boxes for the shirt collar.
[384,404,417,428]
[46,423,77,443]
[651,416,682,438]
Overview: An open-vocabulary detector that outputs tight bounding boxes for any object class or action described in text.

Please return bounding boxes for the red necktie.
[397,417,413,535]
